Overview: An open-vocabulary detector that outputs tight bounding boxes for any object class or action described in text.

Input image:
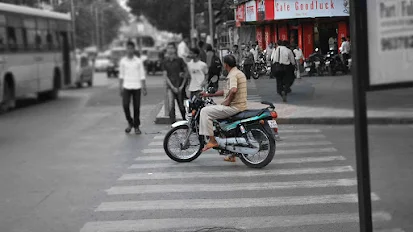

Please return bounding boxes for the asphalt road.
[0,73,412,232]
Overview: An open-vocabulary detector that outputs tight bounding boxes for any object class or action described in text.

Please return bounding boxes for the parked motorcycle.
[325,50,348,76]
[163,76,279,168]
[252,53,267,79]
[304,48,325,76]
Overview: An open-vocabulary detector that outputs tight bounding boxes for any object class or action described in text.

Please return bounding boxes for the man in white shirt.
[271,40,296,102]
[187,47,209,99]
[340,37,351,66]
[250,43,259,62]
[293,45,303,79]
[177,37,190,63]
[119,41,147,134]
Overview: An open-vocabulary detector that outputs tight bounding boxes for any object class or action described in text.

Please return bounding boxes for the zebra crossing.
[80,128,403,232]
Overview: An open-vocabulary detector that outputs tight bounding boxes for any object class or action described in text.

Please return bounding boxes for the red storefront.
[235,0,350,58]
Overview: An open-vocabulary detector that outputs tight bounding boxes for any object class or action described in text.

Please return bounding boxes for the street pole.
[95,6,99,50]
[70,0,76,48]
[208,0,214,47]
[190,0,195,47]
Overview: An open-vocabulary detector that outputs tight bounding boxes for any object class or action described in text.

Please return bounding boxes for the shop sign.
[236,4,246,22]
[366,0,413,86]
[274,0,349,20]
[246,0,257,22]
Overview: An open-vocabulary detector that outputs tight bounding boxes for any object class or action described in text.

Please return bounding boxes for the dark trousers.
[276,65,295,95]
[167,88,186,123]
[342,53,350,66]
[244,64,253,80]
[122,88,141,128]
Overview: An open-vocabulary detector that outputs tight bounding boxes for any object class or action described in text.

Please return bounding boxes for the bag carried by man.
[271,47,284,77]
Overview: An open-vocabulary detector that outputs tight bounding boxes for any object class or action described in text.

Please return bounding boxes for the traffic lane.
[319,125,413,231]
[0,81,166,232]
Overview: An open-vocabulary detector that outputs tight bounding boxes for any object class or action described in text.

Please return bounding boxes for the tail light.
[270,111,278,119]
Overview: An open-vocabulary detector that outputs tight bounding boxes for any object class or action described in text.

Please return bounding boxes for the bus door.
[60,31,71,85]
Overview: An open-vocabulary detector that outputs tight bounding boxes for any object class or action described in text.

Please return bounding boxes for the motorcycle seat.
[228,109,264,121]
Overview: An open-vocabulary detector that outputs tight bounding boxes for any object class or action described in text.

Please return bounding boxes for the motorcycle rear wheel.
[163,125,203,162]
[239,126,276,168]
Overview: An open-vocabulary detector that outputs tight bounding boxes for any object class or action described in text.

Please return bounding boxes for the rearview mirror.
[210,75,219,83]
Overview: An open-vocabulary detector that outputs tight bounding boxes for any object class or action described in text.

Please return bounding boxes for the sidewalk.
[155,75,413,124]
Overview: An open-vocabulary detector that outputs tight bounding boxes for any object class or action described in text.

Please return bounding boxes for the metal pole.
[349,0,373,231]
[208,0,214,47]
[95,6,99,50]
[70,0,76,48]
[90,4,94,46]
[190,0,195,47]
[101,8,105,49]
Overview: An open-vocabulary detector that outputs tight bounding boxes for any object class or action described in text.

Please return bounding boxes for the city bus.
[0,2,75,112]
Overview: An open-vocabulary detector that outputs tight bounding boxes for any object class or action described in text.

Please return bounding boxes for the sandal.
[202,142,219,152]
[224,156,236,162]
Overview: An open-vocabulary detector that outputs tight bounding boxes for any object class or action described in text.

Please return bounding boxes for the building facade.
[234,0,350,58]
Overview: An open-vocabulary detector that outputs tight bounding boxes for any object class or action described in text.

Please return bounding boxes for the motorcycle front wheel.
[239,126,276,168]
[163,125,204,162]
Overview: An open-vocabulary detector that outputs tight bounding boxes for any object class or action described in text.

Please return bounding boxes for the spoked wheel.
[239,127,275,168]
[252,70,260,79]
[163,125,204,162]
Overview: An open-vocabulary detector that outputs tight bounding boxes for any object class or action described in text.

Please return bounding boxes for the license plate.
[267,120,278,128]
[305,67,311,71]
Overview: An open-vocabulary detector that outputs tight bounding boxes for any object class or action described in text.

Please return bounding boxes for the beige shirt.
[225,67,247,111]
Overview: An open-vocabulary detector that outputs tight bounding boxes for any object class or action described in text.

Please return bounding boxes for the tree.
[55,0,128,49]
[127,0,234,36]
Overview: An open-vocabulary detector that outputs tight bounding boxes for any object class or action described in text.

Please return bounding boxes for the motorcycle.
[252,53,267,79]
[304,48,325,76]
[163,76,279,168]
[325,50,348,76]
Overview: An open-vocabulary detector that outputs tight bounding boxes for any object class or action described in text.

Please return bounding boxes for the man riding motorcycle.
[200,55,248,161]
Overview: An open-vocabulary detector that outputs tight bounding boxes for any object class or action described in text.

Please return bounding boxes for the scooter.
[304,48,325,76]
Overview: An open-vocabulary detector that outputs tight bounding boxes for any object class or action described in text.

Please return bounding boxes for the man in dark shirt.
[162,42,188,123]
[198,40,207,63]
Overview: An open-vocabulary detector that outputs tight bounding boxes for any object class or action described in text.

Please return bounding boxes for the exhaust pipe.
[215,137,260,155]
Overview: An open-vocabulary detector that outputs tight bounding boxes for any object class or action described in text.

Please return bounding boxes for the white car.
[94,56,111,72]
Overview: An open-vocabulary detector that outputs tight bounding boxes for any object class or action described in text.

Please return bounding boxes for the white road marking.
[141,147,337,155]
[106,178,357,195]
[131,156,346,167]
[119,166,354,180]
[95,193,380,212]
[80,211,391,232]
[148,140,333,147]
[153,133,326,140]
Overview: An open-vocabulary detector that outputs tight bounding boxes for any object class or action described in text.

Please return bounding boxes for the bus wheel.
[0,78,16,112]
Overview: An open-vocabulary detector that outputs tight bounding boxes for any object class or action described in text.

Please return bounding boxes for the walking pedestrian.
[162,42,188,123]
[340,37,351,66]
[271,40,296,102]
[293,45,303,79]
[230,44,242,67]
[187,47,209,99]
[119,41,147,134]
[242,44,254,80]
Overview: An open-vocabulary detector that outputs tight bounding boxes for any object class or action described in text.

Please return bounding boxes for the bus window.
[46,31,53,50]
[0,27,6,51]
[6,27,17,51]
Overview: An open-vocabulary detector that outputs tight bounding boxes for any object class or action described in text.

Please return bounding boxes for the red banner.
[256,26,264,49]
[265,0,275,20]
[298,25,303,50]
[337,21,348,50]
[236,4,246,22]
[264,25,272,49]
[303,23,314,58]
[278,24,288,41]
[273,24,278,43]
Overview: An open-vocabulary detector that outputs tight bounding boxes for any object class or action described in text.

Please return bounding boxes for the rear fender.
[171,120,188,128]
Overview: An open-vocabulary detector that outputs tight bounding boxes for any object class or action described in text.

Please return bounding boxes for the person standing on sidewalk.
[187,47,209,99]
[178,37,190,62]
[230,44,242,68]
[162,42,188,123]
[271,40,296,102]
[198,40,207,63]
[119,41,147,134]
[340,37,351,66]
